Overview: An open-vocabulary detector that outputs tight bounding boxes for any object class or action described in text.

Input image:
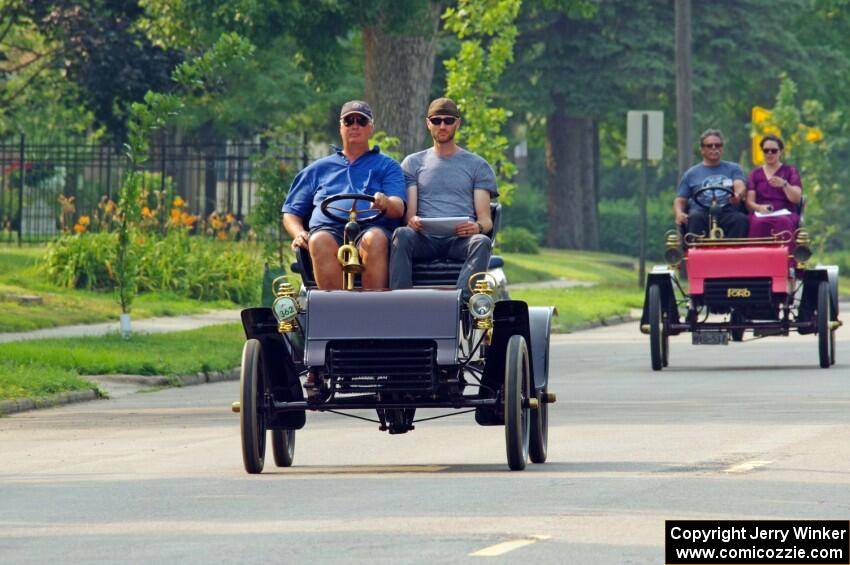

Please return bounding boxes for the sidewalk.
[0,309,243,344]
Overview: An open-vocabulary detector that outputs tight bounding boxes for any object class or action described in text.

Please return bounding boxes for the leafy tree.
[9,0,183,143]
[443,0,521,200]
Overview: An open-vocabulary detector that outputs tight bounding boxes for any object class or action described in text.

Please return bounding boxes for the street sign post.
[626,111,664,288]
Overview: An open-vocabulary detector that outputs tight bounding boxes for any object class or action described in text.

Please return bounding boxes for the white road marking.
[723,460,772,474]
[469,535,550,557]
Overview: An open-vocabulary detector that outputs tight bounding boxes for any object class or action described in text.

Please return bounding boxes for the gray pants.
[389,227,491,297]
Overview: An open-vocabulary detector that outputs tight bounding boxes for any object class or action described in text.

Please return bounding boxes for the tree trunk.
[579,117,598,250]
[546,101,583,249]
[363,2,441,158]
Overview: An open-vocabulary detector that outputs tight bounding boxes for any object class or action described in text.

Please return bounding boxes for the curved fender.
[803,265,840,319]
[640,269,677,330]
[528,306,556,391]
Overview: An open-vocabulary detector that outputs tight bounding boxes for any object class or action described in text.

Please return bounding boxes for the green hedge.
[598,195,675,259]
[43,231,262,304]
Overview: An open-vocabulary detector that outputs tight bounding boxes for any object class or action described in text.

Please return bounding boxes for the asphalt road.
[1,321,848,564]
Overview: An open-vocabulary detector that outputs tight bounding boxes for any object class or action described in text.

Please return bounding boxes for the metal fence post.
[17,134,24,246]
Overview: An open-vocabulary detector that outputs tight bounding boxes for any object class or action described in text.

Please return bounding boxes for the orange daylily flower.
[73,223,86,234]
[170,209,181,221]
[142,206,153,218]
[217,230,227,240]
[173,196,185,207]
[78,215,90,226]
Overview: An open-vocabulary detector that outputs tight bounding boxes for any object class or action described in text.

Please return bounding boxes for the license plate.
[692,331,730,345]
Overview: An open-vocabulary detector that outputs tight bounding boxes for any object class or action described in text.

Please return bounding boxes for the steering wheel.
[320,193,384,225]
[692,183,735,210]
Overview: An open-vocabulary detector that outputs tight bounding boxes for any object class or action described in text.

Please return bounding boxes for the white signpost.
[626,111,664,288]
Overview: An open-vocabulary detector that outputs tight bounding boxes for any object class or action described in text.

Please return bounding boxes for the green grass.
[0,323,243,377]
[512,286,645,332]
[501,248,637,286]
[500,248,643,332]
[0,360,96,401]
[0,245,239,332]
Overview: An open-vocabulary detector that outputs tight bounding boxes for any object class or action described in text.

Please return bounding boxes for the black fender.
[476,300,533,426]
[240,308,305,430]
[640,269,678,327]
[801,266,840,320]
[528,306,556,392]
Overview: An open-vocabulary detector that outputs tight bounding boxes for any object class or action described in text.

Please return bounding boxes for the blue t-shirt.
[282,146,406,230]
[676,161,745,208]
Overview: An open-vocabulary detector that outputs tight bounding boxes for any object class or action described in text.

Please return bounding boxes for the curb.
[566,312,639,333]
[0,367,240,417]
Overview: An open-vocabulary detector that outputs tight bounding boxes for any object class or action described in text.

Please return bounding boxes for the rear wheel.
[271,429,295,467]
[648,285,663,371]
[240,339,267,473]
[504,335,530,471]
[818,281,832,369]
[529,387,548,464]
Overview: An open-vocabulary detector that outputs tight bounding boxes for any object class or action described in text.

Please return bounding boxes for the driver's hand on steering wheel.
[371,192,388,213]
[408,215,424,231]
[291,230,310,250]
[675,210,688,225]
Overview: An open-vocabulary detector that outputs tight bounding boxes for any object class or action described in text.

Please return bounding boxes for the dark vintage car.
[640,182,841,370]
[233,194,556,472]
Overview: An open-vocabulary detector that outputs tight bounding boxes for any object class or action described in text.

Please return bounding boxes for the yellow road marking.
[470,535,550,557]
[723,460,772,474]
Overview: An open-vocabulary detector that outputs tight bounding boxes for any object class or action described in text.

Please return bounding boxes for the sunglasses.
[429,117,457,126]
[701,143,723,149]
[762,147,781,154]
[342,114,371,127]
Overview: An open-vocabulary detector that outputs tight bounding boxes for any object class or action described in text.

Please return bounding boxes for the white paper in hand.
[754,208,792,218]
[419,217,471,236]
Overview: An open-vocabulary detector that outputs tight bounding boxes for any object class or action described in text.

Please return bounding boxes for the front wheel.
[240,339,267,473]
[504,335,530,471]
[648,285,663,371]
[818,280,832,369]
[272,429,295,467]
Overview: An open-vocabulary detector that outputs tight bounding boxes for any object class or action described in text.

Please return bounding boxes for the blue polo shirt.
[282,145,406,230]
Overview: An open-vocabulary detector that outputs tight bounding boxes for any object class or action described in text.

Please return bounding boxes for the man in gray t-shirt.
[389,97,498,297]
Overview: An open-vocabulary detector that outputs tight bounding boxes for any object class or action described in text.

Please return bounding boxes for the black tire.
[529,387,548,464]
[272,429,295,467]
[504,335,530,471]
[240,339,267,473]
[648,285,663,371]
[662,318,670,368]
[730,310,745,342]
[830,329,836,366]
[818,280,832,369]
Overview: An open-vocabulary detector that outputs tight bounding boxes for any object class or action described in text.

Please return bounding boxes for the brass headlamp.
[793,229,812,268]
[271,275,299,333]
[664,230,684,268]
[467,272,496,335]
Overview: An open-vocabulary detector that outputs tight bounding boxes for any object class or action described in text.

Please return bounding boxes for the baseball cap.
[427,97,461,118]
[340,100,373,121]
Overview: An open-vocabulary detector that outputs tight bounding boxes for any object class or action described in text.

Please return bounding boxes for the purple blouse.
[746,164,802,212]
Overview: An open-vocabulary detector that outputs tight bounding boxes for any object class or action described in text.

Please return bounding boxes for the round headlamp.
[272,295,298,323]
[664,247,684,267]
[792,245,812,264]
[468,293,495,320]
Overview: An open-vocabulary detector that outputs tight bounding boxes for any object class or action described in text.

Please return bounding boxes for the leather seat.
[292,202,502,289]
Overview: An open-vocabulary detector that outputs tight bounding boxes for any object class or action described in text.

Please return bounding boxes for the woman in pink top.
[746,134,803,239]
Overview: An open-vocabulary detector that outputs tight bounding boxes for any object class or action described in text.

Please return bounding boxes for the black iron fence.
[0,135,306,243]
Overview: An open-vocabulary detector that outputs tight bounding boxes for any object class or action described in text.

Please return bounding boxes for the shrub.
[598,194,674,259]
[43,231,263,304]
[43,232,118,289]
[497,226,540,254]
